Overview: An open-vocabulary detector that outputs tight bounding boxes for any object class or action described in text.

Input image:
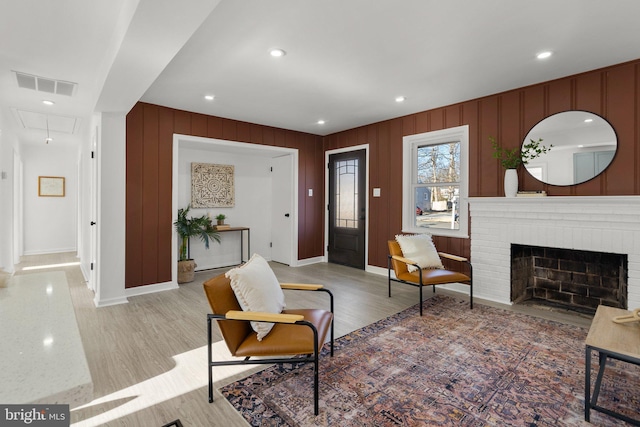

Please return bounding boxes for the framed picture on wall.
[191,163,235,208]
[38,176,65,197]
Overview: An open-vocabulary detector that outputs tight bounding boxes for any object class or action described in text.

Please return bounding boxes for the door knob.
[284,213,290,217]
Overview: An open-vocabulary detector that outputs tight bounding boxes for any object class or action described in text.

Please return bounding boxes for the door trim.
[324,144,369,267]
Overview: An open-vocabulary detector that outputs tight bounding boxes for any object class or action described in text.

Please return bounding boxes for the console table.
[585,305,640,425]
[216,226,250,265]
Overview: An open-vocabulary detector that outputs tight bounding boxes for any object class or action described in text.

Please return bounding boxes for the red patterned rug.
[221,296,639,426]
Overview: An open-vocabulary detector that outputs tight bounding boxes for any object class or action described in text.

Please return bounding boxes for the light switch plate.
[373,188,381,197]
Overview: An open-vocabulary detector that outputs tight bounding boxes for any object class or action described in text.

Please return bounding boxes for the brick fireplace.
[468,196,640,310]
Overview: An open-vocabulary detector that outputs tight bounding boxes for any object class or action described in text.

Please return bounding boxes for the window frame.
[402,125,469,238]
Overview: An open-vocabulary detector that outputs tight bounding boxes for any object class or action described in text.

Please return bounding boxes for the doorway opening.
[172,135,298,284]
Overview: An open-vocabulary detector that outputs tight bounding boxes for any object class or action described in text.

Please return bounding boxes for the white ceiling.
[2,0,640,148]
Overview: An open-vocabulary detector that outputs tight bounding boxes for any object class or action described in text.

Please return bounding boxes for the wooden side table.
[585,305,640,425]
[216,226,250,265]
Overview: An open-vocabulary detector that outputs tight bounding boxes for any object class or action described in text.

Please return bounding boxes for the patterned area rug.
[221,296,640,426]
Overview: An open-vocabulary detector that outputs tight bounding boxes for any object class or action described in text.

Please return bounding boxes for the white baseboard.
[93,295,129,307]
[23,248,77,256]
[80,264,90,283]
[294,256,325,267]
[125,280,178,298]
[365,264,388,277]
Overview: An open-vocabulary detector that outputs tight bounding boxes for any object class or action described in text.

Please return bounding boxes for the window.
[402,125,469,238]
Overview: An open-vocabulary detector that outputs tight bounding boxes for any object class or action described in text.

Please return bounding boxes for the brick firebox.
[511,244,628,313]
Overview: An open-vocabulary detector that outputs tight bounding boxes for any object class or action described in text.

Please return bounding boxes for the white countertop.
[0,271,93,407]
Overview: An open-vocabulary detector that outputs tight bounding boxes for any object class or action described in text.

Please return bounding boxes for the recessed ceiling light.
[395,96,406,103]
[317,120,325,125]
[536,51,552,60]
[270,48,286,57]
[204,95,214,101]
[584,118,593,123]
[42,100,55,106]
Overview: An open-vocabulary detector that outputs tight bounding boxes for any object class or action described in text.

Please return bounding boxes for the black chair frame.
[388,255,473,315]
[207,288,334,416]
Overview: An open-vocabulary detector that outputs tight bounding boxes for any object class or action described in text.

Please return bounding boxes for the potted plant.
[489,137,551,197]
[174,205,220,283]
[215,214,226,225]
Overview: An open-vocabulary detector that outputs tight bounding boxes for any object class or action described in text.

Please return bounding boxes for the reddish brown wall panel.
[313,136,325,256]
[478,97,500,196]
[386,119,404,264]
[125,103,323,288]
[207,116,222,138]
[606,63,637,195]
[191,113,208,138]
[444,105,461,129]
[141,105,160,285]
[157,108,174,280]
[325,59,640,268]
[125,104,144,287]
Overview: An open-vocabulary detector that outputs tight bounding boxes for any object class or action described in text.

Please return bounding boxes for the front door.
[328,149,366,269]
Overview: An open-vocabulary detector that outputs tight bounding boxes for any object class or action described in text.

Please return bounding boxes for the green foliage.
[490,136,552,169]
[215,214,226,221]
[174,205,220,261]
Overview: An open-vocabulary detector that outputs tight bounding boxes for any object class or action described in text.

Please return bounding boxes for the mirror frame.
[522,110,617,186]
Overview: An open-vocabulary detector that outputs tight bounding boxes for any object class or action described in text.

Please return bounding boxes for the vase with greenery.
[490,136,551,197]
[174,205,220,283]
[215,214,226,225]
[489,136,551,169]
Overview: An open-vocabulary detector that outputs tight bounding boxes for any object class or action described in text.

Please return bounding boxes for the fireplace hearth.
[511,244,627,314]
[468,196,640,310]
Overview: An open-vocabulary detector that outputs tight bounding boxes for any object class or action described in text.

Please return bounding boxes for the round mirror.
[522,111,617,186]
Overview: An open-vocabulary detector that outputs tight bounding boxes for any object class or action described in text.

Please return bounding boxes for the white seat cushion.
[226,253,286,340]
[395,234,444,272]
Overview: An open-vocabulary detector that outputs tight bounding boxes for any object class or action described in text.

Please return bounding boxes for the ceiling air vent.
[16,72,36,90]
[14,71,77,96]
[55,81,75,96]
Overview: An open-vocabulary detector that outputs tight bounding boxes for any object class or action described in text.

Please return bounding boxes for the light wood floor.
[14,253,592,427]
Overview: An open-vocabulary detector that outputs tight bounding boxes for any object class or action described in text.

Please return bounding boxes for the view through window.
[415,141,460,230]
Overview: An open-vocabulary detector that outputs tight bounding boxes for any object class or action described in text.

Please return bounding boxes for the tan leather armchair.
[203,273,334,415]
[388,240,472,315]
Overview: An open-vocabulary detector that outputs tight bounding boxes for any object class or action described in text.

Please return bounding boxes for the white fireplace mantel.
[468,196,640,308]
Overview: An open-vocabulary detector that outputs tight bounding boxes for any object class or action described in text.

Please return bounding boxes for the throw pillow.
[226,253,286,340]
[395,234,443,272]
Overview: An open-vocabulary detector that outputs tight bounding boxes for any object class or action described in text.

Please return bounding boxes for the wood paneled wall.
[126,60,640,287]
[125,103,324,288]
[324,59,640,269]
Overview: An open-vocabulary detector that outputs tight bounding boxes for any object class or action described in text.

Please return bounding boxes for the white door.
[270,155,292,265]
[88,129,98,291]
